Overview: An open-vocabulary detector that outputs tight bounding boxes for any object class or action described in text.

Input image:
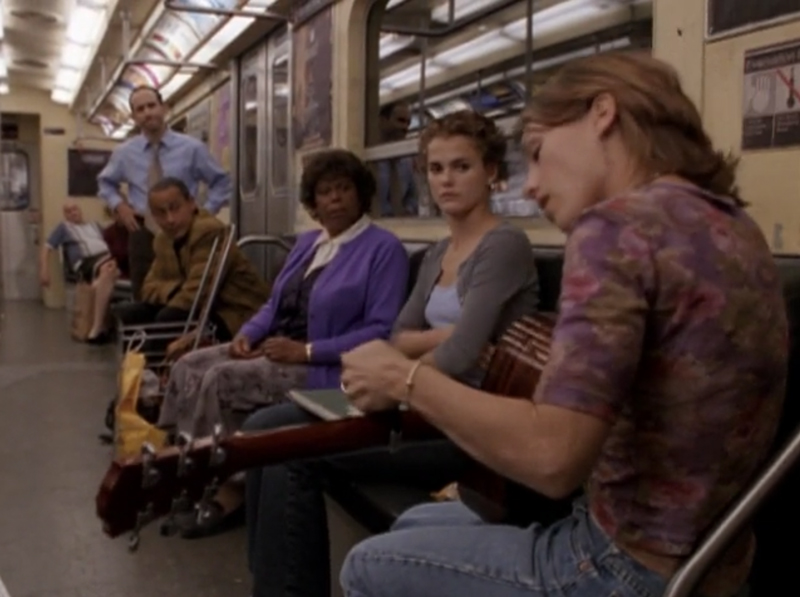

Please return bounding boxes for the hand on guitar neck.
[95,411,443,548]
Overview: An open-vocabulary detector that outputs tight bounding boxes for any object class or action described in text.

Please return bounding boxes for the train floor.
[0,300,249,597]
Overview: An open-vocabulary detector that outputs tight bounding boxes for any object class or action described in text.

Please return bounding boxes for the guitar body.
[458,314,575,527]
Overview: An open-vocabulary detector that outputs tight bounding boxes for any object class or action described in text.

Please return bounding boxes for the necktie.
[144,144,162,233]
[147,144,163,189]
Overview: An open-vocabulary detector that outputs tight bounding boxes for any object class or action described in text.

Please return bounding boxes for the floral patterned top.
[535,181,788,593]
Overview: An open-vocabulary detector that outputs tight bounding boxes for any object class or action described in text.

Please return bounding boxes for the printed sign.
[292,6,333,151]
[742,40,800,150]
[67,149,112,197]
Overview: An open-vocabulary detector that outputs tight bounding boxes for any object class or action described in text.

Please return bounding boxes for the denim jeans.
[242,402,470,597]
[340,499,669,597]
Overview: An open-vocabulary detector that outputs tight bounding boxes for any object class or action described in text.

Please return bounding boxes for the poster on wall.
[216,84,232,170]
[292,6,333,152]
[742,40,800,150]
[187,99,211,143]
[67,149,112,197]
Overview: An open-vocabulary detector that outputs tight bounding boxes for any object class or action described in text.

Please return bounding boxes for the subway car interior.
[1,0,800,596]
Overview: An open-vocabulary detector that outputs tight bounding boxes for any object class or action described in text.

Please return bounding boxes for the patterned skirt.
[157,343,308,438]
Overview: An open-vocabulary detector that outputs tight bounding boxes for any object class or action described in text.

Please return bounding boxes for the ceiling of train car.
[1,0,74,93]
[71,0,284,137]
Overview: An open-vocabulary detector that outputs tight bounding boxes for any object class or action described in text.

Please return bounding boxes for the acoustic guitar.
[95,313,563,548]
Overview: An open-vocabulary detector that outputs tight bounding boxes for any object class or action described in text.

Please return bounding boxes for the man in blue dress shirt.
[97,85,232,299]
[375,101,418,217]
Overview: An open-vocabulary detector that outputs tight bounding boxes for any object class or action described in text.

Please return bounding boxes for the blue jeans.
[340,499,669,597]
[242,402,470,597]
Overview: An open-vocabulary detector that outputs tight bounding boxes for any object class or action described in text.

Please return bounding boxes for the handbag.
[113,333,168,459]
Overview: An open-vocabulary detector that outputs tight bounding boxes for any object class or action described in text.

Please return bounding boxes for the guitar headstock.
[96,427,232,549]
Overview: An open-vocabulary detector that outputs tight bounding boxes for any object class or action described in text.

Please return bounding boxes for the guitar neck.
[219,410,444,476]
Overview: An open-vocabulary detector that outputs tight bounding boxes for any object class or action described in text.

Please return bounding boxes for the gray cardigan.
[393,222,539,380]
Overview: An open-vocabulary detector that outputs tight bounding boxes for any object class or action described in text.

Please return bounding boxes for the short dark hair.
[129,85,164,110]
[300,149,375,217]
[150,177,192,200]
[380,101,409,119]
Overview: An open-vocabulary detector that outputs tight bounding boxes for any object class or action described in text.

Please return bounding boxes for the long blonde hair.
[519,51,742,204]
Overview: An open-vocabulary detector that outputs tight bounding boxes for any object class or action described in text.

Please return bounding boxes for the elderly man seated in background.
[40,200,125,344]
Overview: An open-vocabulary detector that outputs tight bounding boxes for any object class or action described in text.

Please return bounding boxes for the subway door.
[236,43,269,276]
[264,29,294,280]
[0,146,41,301]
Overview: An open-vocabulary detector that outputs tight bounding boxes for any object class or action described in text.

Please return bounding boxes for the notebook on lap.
[287,388,365,421]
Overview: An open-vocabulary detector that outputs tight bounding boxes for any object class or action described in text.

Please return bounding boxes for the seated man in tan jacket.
[115,177,269,349]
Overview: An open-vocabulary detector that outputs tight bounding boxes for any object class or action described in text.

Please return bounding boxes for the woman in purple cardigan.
[157,149,409,537]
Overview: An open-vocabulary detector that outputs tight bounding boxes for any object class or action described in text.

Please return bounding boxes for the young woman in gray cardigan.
[392,221,538,385]
[391,113,538,385]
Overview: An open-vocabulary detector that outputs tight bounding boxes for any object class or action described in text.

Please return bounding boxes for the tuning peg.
[128,503,155,552]
[210,424,226,467]
[195,476,220,522]
[176,432,195,477]
[141,442,161,489]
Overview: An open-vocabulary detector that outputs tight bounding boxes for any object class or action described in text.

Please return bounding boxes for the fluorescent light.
[55,68,82,89]
[66,4,106,43]
[0,81,9,95]
[434,30,515,65]
[0,56,6,79]
[191,16,254,63]
[382,63,446,90]
[379,33,415,59]
[159,72,194,101]
[61,42,94,70]
[380,0,646,94]
[111,123,133,139]
[191,0,277,64]
[51,88,74,104]
[65,0,116,110]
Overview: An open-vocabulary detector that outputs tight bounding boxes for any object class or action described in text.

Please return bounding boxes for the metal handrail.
[663,427,800,596]
[191,225,237,350]
[236,234,294,252]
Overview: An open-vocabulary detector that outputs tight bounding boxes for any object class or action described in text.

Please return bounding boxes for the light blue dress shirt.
[97,129,232,215]
[376,157,418,216]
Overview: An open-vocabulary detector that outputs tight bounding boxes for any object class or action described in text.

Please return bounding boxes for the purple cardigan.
[239,224,410,388]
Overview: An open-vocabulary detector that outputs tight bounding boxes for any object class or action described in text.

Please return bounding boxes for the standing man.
[375,101,417,217]
[97,85,232,300]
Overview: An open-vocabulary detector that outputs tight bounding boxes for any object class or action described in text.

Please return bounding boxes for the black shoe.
[180,502,245,539]
[87,332,111,345]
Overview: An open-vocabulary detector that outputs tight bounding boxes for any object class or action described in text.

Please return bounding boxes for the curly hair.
[418,110,509,179]
[299,149,376,217]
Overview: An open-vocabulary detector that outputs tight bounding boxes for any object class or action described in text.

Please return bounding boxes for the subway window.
[364,0,653,219]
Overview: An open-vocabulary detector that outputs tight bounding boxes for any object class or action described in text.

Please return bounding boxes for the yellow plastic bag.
[114,345,167,459]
